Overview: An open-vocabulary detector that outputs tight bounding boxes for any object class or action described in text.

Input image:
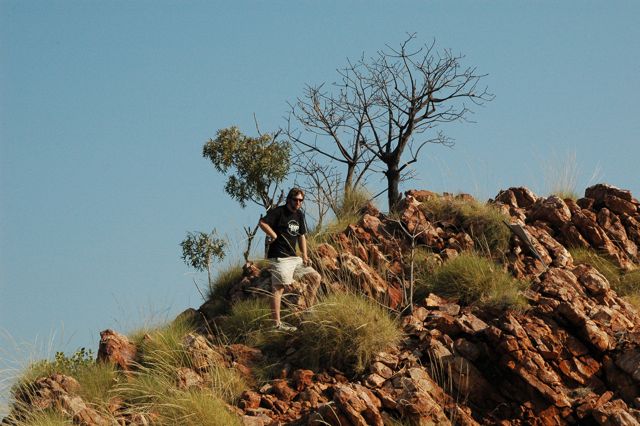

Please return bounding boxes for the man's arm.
[299,234,309,265]
[259,219,278,240]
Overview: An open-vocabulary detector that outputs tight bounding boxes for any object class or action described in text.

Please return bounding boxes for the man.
[259,188,321,331]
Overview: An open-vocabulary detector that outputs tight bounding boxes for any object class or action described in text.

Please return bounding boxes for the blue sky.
[1,0,639,396]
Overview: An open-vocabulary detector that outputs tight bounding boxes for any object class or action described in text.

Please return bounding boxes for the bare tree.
[292,153,342,231]
[286,82,376,195]
[291,34,494,212]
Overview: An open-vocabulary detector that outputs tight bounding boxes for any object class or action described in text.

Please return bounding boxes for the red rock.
[183,333,225,371]
[586,184,633,205]
[331,383,383,426]
[289,369,313,392]
[529,195,572,227]
[573,264,611,296]
[605,194,638,216]
[97,329,136,371]
[175,367,203,390]
[405,189,438,202]
[314,243,339,271]
[271,379,296,402]
[592,399,639,425]
[456,313,488,335]
[239,390,261,410]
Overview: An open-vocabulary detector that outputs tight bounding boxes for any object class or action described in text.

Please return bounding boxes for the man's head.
[286,187,305,212]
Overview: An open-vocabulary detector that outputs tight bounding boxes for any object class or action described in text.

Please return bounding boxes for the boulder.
[97,329,136,371]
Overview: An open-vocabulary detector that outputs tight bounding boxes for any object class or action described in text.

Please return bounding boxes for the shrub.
[294,292,400,375]
[420,196,511,256]
[415,253,528,309]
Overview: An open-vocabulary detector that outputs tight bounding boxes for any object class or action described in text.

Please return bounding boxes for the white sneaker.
[275,322,297,332]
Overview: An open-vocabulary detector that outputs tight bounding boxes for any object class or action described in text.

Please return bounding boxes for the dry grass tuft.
[294,292,401,375]
[420,196,511,256]
[415,252,528,309]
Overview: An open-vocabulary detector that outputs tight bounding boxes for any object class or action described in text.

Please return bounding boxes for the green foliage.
[420,196,511,256]
[415,253,528,309]
[180,230,226,273]
[294,292,401,376]
[203,126,290,209]
[21,348,95,383]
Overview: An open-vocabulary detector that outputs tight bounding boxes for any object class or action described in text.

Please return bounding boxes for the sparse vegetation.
[420,196,511,256]
[294,292,401,375]
[415,252,528,309]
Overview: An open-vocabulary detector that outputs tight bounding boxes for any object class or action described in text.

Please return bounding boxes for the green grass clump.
[294,292,401,376]
[420,196,511,256]
[203,265,245,316]
[218,298,272,344]
[155,389,241,426]
[126,317,247,405]
[308,187,373,245]
[115,372,241,425]
[335,187,371,220]
[415,253,528,309]
[5,409,72,426]
[570,248,640,305]
[131,317,196,373]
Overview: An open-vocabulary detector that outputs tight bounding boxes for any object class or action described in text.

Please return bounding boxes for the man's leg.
[271,285,284,325]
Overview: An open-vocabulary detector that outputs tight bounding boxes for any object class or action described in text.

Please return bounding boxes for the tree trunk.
[387,165,401,212]
[344,162,355,193]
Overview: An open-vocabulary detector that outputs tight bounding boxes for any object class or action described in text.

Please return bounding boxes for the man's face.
[287,193,304,212]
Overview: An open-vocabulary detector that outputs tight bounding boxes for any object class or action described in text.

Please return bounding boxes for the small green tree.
[203,126,290,260]
[180,230,226,287]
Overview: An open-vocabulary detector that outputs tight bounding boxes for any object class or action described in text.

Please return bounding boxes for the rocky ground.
[5,184,640,425]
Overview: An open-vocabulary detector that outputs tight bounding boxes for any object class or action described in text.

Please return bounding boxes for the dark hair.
[287,188,305,201]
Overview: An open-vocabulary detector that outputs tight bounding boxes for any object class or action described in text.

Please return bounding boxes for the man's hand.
[303,256,311,266]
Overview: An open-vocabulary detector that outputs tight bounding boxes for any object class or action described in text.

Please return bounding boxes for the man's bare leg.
[272,286,284,325]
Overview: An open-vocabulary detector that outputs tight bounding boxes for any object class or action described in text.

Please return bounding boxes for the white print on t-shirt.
[287,220,300,236]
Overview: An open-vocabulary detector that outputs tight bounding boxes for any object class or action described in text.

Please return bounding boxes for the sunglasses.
[291,198,304,203]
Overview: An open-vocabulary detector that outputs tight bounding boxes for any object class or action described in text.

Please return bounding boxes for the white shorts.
[269,256,315,288]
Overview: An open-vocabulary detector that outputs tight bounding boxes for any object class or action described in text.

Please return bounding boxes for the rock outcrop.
[6,183,640,426]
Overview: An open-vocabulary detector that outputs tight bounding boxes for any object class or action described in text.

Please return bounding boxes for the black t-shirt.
[262,205,307,258]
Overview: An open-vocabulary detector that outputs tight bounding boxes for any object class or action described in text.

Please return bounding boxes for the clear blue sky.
[1,0,639,394]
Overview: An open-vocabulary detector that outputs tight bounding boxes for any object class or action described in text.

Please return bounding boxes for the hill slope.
[4,184,640,425]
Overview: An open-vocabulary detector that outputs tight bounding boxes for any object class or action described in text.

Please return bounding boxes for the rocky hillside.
[4,184,640,426]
